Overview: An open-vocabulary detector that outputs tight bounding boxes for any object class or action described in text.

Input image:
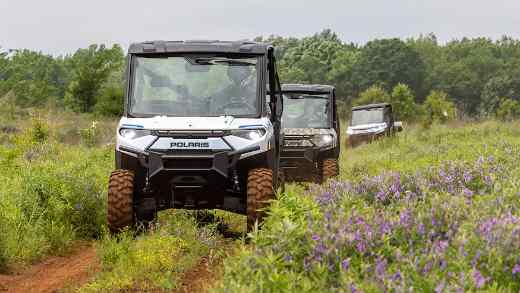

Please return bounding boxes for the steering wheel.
[216,97,256,114]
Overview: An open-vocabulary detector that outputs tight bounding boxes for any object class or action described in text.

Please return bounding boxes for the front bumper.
[119,144,259,179]
[348,132,385,146]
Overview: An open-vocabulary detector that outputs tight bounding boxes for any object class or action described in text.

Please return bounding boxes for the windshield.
[282,93,331,128]
[351,108,385,126]
[130,55,259,117]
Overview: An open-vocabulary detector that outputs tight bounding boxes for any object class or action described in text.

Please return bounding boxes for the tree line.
[2,29,520,121]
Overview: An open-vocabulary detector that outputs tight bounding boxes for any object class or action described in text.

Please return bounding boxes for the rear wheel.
[247,168,275,231]
[107,170,135,233]
[321,159,339,183]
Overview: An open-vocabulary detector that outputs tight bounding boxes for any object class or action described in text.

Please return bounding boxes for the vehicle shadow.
[194,211,246,240]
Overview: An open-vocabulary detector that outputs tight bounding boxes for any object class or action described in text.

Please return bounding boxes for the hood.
[120,116,270,131]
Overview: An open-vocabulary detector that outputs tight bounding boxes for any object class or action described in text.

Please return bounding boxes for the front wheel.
[107,170,135,233]
[321,159,339,183]
[247,168,275,231]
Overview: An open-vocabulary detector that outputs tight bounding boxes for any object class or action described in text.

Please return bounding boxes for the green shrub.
[421,90,456,126]
[94,84,124,117]
[495,97,520,121]
[354,84,390,106]
[390,83,417,121]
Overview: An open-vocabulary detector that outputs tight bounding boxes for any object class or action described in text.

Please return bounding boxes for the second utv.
[280,84,340,183]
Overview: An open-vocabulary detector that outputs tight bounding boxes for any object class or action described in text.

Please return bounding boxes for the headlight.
[119,128,151,139]
[312,134,334,147]
[231,128,266,141]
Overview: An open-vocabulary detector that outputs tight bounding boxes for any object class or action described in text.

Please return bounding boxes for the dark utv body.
[109,40,284,232]
[347,103,402,147]
[280,84,340,183]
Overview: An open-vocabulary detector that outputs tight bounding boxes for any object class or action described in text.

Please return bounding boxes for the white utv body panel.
[346,122,388,136]
[117,116,273,159]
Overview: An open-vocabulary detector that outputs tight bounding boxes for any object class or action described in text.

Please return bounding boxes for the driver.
[212,65,256,114]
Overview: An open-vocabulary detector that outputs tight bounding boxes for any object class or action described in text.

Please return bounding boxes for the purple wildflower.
[463,188,474,197]
[311,235,320,241]
[356,241,366,253]
[390,271,402,282]
[463,170,472,183]
[439,259,447,270]
[375,257,387,279]
[435,280,445,293]
[473,270,487,288]
[399,209,412,228]
[513,264,520,275]
[341,258,350,271]
[350,284,361,293]
[423,261,433,275]
[471,251,481,267]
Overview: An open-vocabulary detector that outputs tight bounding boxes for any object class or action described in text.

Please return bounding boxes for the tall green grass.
[0,115,113,270]
[81,211,232,291]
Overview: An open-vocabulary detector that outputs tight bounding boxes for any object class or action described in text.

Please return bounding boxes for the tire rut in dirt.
[321,159,339,182]
[107,170,134,233]
[246,168,274,231]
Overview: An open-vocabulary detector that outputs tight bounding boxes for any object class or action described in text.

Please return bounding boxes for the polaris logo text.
[170,142,210,148]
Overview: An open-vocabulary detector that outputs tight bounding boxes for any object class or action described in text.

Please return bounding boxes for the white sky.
[2,0,520,55]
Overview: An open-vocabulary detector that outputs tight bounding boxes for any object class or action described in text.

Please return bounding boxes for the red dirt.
[175,256,221,293]
[0,244,99,293]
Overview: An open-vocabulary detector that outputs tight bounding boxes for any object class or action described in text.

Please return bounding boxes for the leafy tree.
[0,50,64,107]
[277,30,357,98]
[390,83,417,121]
[64,44,124,113]
[327,49,359,103]
[481,74,520,115]
[422,90,456,124]
[436,38,502,114]
[93,70,124,116]
[354,84,390,106]
[353,39,425,95]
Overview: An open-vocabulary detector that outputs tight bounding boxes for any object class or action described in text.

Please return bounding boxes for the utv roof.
[351,103,391,111]
[281,84,335,93]
[128,40,272,55]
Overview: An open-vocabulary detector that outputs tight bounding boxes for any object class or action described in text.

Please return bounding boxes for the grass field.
[1,115,520,292]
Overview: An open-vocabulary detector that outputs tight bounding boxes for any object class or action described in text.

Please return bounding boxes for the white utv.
[108,40,284,232]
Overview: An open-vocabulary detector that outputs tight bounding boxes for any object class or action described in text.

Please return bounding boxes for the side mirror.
[394,121,404,132]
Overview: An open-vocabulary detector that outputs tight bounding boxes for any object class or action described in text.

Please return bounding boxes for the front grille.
[163,158,213,169]
[282,150,305,158]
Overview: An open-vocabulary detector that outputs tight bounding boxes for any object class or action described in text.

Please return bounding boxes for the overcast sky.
[2,0,520,55]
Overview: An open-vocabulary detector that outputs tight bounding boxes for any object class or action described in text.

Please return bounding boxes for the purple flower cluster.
[309,156,500,210]
[295,155,520,290]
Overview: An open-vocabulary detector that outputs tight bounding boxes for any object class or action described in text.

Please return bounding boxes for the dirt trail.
[0,244,99,293]
[175,255,224,293]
